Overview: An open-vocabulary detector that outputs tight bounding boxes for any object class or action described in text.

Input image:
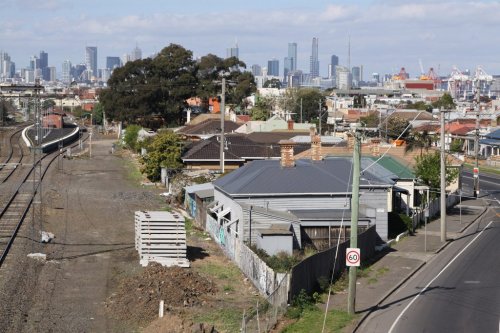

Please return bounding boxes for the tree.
[196,54,256,112]
[250,96,274,120]
[385,115,410,140]
[449,139,464,153]
[141,131,183,182]
[432,93,455,110]
[42,99,56,110]
[292,88,324,123]
[123,124,141,152]
[263,78,281,89]
[360,112,380,127]
[93,103,104,125]
[101,44,198,126]
[405,130,434,156]
[414,151,458,195]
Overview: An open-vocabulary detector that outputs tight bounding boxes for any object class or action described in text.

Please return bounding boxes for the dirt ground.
[0,133,261,333]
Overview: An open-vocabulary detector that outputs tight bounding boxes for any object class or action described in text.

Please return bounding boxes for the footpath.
[321,198,491,331]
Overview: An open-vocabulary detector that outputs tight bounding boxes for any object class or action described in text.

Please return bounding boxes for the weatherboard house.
[208,140,401,253]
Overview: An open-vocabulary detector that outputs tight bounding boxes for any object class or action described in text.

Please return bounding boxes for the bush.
[123,125,141,152]
[286,289,315,319]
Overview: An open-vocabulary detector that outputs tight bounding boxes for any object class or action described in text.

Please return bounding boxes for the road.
[358,169,500,333]
[462,169,500,202]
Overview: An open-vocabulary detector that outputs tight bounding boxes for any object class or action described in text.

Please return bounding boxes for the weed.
[367,277,378,285]
[194,307,242,333]
[223,285,234,292]
[282,307,355,333]
[376,266,389,277]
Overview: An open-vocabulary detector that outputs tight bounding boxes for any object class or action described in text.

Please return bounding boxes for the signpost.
[473,167,479,178]
[346,248,360,267]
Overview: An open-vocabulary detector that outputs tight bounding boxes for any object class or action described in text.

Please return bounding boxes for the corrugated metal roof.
[214,157,393,196]
[364,156,415,180]
[184,182,214,194]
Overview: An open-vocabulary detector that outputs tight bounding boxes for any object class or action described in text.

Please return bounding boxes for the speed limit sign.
[346,248,361,267]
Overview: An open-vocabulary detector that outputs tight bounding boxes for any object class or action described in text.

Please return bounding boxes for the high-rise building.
[106,56,121,70]
[310,37,319,78]
[284,42,297,81]
[372,73,380,83]
[0,51,15,80]
[288,42,297,71]
[48,67,56,82]
[251,64,262,76]
[62,60,72,84]
[226,41,239,59]
[336,66,352,89]
[352,66,361,86]
[30,55,39,71]
[39,50,50,81]
[267,59,279,77]
[330,55,339,78]
[131,46,142,61]
[85,46,98,78]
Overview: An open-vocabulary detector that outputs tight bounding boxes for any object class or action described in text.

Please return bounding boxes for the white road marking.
[463,175,500,186]
[388,220,495,333]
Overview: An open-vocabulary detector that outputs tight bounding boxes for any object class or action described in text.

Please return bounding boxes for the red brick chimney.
[287,119,294,130]
[311,134,322,161]
[278,140,296,168]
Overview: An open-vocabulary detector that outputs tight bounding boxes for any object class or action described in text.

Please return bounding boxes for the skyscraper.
[131,46,142,61]
[352,66,361,86]
[106,56,121,70]
[0,51,15,80]
[226,41,239,59]
[62,60,72,84]
[85,46,98,78]
[39,51,50,81]
[330,55,339,78]
[310,38,319,78]
[267,59,279,77]
[284,42,297,80]
[251,64,262,76]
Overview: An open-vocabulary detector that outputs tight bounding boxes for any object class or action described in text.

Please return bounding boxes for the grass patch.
[223,285,234,292]
[194,307,242,333]
[376,266,389,277]
[464,163,500,176]
[282,307,355,333]
[330,271,348,293]
[197,262,240,280]
[122,155,143,186]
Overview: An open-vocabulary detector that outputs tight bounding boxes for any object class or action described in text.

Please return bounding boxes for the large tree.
[290,88,324,123]
[384,115,410,140]
[196,54,255,112]
[100,44,197,126]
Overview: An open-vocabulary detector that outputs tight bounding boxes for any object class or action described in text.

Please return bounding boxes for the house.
[479,128,500,158]
[234,115,311,134]
[181,133,312,170]
[208,140,397,253]
[177,119,241,140]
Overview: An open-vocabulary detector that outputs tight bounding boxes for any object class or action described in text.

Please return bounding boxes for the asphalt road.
[359,169,500,333]
[462,169,500,202]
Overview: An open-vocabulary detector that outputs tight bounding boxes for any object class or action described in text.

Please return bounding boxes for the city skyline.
[1,1,500,78]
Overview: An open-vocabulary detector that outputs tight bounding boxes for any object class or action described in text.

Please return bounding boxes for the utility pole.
[348,129,361,315]
[440,109,447,242]
[300,98,303,123]
[473,87,480,198]
[318,100,322,135]
[219,78,226,173]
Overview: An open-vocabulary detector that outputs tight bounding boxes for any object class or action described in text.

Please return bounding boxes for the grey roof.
[184,182,214,194]
[214,157,393,196]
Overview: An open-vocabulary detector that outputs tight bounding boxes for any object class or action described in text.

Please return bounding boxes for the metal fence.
[288,226,377,300]
[411,192,460,228]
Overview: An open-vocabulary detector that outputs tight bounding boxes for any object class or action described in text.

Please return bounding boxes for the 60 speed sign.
[346,248,360,267]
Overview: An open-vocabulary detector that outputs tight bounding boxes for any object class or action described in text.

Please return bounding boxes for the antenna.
[348,34,351,72]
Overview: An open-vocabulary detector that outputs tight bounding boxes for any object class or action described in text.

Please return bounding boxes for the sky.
[1,0,500,78]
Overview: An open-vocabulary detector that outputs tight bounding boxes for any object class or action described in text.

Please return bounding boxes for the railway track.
[0,128,88,267]
[0,128,25,184]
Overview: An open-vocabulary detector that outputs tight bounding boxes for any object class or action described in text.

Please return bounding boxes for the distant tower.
[251,64,262,76]
[284,42,297,81]
[227,40,239,59]
[85,46,98,78]
[62,60,72,84]
[267,59,279,76]
[310,37,319,78]
[131,45,142,61]
[330,54,339,78]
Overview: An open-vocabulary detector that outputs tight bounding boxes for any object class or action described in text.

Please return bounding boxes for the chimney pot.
[287,119,294,130]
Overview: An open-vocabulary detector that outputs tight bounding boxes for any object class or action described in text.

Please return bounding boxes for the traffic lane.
[357,218,499,333]
[462,171,499,201]
[391,220,500,333]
